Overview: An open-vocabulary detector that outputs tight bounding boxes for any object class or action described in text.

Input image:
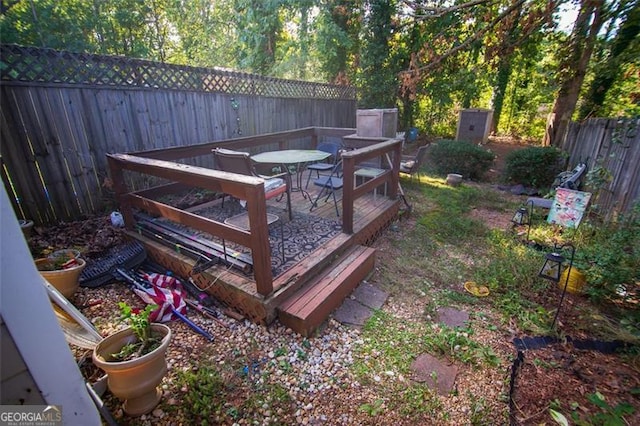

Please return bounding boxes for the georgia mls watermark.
[0,405,62,426]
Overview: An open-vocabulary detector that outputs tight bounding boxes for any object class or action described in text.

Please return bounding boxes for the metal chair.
[309,161,343,217]
[212,148,293,220]
[305,142,342,189]
[399,144,430,181]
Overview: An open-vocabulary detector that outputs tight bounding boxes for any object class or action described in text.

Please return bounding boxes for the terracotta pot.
[36,257,86,299]
[92,324,171,416]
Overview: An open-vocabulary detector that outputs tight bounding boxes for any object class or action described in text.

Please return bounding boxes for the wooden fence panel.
[0,91,51,222]
[562,118,640,220]
[1,46,356,224]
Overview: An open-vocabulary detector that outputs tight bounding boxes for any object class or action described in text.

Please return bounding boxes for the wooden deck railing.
[107,127,355,296]
[132,126,356,161]
[341,139,403,233]
[107,153,277,295]
[106,127,401,296]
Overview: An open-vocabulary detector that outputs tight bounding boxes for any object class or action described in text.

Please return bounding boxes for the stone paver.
[436,307,469,328]
[333,298,374,327]
[350,281,388,310]
[411,353,459,395]
[333,281,389,328]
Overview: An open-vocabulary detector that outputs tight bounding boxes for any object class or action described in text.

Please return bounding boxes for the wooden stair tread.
[278,245,376,336]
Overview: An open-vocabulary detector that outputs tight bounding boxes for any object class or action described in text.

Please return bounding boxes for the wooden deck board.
[280,246,374,315]
[278,245,376,336]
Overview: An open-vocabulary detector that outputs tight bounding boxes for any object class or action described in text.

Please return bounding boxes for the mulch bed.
[511,342,640,425]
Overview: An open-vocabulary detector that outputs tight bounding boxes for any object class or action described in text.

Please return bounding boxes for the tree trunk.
[543,0,606,147]
[492,59,512,133]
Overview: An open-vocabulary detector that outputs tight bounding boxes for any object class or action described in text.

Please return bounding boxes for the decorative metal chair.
[399,144,430,181]
[305,142,342,189]
[212,148,292,220]
[309,161,344,217]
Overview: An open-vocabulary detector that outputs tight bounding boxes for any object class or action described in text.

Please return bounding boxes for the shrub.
[503,146,565,188]
[427,140,495,180]
[574,204,640,305]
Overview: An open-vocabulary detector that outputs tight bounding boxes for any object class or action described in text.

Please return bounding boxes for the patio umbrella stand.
[78,239,216,341]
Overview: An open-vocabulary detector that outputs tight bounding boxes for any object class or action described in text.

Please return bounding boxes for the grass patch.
[423,324,502,367]
[173,365,229,423]
[416,180,490,245]
[355,310,426,378]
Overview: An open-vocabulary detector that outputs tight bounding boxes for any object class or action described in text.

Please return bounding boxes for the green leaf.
[549,408,569,426]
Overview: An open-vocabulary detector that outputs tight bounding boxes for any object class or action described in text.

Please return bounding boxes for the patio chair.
[527,162,588,210]
[399,144,430,181]
[310,161,344,217]
[212,148,293,220]
[305,142,342,189]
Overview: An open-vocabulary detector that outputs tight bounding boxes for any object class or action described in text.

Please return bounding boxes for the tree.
[234,0,284,75]
[316,0,362,84]
[544,0,607,146]
[165,0,237,67]
[398,0,556,136]
[0,0,179,61]
[487,1,556,135]
[578,0,640,119]
[1,0,96,52]
[359,0,398,108]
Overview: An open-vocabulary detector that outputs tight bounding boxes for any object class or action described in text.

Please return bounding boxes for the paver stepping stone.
[436,307,469,328]
[333,282,389,328]
[333,298,374,327]
[351,281,388,310]
[411,353,458,395]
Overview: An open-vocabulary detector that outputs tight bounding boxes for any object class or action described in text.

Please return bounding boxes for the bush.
[574,204,640,305]
[427,140,495,180]
[503,146,566,188]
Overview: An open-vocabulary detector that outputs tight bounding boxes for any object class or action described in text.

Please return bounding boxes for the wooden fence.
[561,117,640,221]
[0,45,357,225]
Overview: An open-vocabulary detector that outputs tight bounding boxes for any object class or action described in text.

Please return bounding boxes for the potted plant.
[92,302,172,417]
[35,249,86,298]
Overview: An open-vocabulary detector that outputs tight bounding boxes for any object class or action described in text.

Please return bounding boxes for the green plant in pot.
[35,249,86,299]
[93,302,172,417]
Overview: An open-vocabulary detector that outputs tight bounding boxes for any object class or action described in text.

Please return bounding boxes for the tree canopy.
[1,0,638,143]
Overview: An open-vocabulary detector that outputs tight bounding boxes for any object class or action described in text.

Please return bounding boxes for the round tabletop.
[251,149,331,164]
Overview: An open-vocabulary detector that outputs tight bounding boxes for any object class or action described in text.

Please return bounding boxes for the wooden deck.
[133,166,399,334]
[109,127,402,335]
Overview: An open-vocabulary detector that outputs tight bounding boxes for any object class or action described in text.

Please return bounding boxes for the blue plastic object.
[406,127,418,142]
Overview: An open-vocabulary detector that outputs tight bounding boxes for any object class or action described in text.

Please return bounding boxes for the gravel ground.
[74,274,512,425]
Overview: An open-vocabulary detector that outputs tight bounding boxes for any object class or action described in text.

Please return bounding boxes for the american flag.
[132,272,187,322]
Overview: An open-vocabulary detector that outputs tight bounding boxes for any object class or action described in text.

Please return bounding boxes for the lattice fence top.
[0,44,356,100]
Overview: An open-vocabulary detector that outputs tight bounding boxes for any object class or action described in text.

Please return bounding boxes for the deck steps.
[277,245,376,336]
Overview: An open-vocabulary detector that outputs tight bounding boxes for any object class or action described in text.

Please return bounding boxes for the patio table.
[252,150,332,199]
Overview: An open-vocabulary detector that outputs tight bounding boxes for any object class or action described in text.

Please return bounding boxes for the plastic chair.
[309,161,343,217]
[305,142,342,189]
[399,144,430,181]
[212,148,292,220]
[527,163,588,210]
